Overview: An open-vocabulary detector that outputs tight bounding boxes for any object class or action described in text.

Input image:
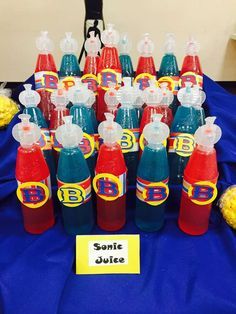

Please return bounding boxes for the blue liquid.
[87,107,98,133]
[59,54,81,77]
[115,107,139,186]
[23,107,56,186]
[119,54,134,77]
[168,106,198,184]
[194,107,205,128]
[57,147,94,235]
[70,104,96,177]
[135,145,169,231]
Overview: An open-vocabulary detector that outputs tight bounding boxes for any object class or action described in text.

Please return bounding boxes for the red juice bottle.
[134,33,156,91]
[97,24,122,122]
[34,31,58,122]
[93,113,127,231]
[12,114,55,234]
[179,117,222,235]
[180,37,203,89]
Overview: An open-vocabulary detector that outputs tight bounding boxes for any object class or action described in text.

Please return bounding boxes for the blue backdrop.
[0,75,236,314]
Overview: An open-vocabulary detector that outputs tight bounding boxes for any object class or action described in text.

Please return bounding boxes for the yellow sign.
[16,181,49,208]
[57,184,86,207]
[76,234,140,275]
[93,173,122,201]
[142,182,169,206]
[188,181,218,205]
[173,133,195,157]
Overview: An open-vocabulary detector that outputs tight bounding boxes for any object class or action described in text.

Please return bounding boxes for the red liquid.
[136,56,156,76]
[178,147,218,235]
[180,55,203,76]
[95,143,127,231]
[16,144,55,234]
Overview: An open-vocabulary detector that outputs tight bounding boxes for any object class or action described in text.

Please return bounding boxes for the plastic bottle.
[134,33,156,90]
[97,24,122,122]
[158,33,179,114]
[133,82,144,124]
[19,84,56,183]
[180,37,203,89]
[93,113,127,231]
[34,31,58,122]
[115,77,139,186]
[59,32,81,90]
[168,82,199,184]
[178,117,222,235]
[192,85,206,127]
[13,114,55,234]
[136,114,169,231]
[119,33,134,78]
[85,85,98,133]
[157,82,174,127]
[56,116,94,235]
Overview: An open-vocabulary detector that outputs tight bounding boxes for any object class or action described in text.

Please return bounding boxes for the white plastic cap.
[19,84,40,108]
[133,82,145,108]
[119,33,132,54]
[51,82,69,109]
[68,79,91,105]
[55,115,83,148]
[117,77,135,107]
[12,114,41,147]
[84,31,101,56]
[194,116,222,149]
[101,23,119,47]
[185,36,200,56]
[137,33,154,56]
[192,85,206,108]
[36,31,54,53]
[60,32,78,54]
[85,88,96,108]
[177,82,199,107]
[143,114,170,146]
[159,82,174,106]
[98,113,123,144]
[104,82,119,112]
[142,79,163,105]
[164,33,176,54]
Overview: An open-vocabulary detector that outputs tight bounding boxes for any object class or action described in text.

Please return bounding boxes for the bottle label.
[16,176,51,209]
[50,130,63,152]
[93,172,127,201]
[60,76,78,91]
[57,177,92,207]
[81,74,98,94]
[37,128,52,151]
[119,128,140,153]
[168,133,195,157]
[139,133,167,151]
[179,71,203,89]
[34,71,59,92]
[182,179,218,205]
[79,133,95,159]
[157,76,179,95]
[136,177,169,206]
[97,69,122,91]
[134,73,156,90]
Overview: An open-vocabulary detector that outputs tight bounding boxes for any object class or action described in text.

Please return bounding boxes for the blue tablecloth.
[0,76,236,314]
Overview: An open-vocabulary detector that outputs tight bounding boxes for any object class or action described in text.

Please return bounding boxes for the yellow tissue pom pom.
[0,95,19,128]
[219,186,236,229]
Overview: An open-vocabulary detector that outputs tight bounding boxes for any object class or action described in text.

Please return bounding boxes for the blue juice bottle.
[119,33,134,78]
[19,84,56,184]
[168,82,199,184]
[68,81,97,177]
[136,114,170,231]
[192,85,206,128]
[115,77,139,186]
[56,116,94,235]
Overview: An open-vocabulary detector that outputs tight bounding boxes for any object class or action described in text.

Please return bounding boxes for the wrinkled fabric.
[0,75,235,314]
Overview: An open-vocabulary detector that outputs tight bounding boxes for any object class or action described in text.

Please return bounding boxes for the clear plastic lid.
[55,115,83,148]
[137,33,154,56]
[60,32,78,54]
[98,112,123,144]
[192,85,206,108]
[0,82,12,97]
[101,23,119,47]
[159,82,174,106]
[36,31,54,53]
[104,82,119,112]
[84,31,101,56]
[68,79,90,105]
[143,113,169,146]
[119,33,132,54]
[185,36,200,56]
[19,84,40,108]
[84,84,96,108]
[142,79,163,105]
[133,82,145,109]
[51,83,69,109]
[194,116,222,150]
[164,33,176,54]
[117,77,135,107]
[12,114,41,147]
[177,82,199,107]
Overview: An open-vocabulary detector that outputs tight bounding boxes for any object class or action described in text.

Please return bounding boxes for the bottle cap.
[164,33,176,54]
[159,82,174,106]
[60,32,78,54]
[142,79,163,105]
[194,116,222,149]
[143,114,169,146]
[101,23,119,47]
[137,33,154,56]
[192,85,206,108]
[133,82,145,108]
[177,82,199,107]
[12,114,41,147]
[117,77,135,107]
[185,36,200,56]
[51,83,69,109]
[119,33,132,54]
[19,84,40,108]
[98,112,123,144]
[55,115,83,148]
[68,79,91,105]
[84,31,101,56]
[36,31,54,53]
[104,82,119,112]
[0,82,12,97]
